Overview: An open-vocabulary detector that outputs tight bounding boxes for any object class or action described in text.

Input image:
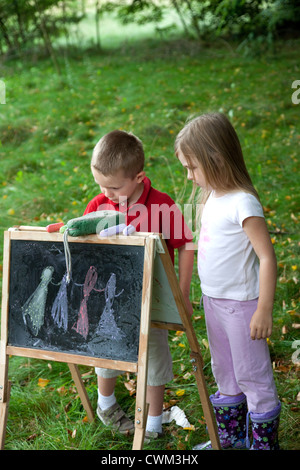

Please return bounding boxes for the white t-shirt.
[198,191,264,301]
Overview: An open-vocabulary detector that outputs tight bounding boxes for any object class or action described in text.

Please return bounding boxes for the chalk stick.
[46,222,64,232]
[123,224,135,235]
[99,223,126,237]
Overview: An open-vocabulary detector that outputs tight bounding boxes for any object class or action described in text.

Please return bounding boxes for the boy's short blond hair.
[91,130,144,179]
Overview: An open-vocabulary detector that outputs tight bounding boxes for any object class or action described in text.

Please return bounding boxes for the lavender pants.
[203,295,279,413]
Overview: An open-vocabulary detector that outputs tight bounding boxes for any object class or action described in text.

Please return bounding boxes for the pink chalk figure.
[72,266,103,339]
[96,273,124,341]
[22,266,54,336]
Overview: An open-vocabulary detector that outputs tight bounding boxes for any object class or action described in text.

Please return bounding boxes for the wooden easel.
[0,228,220,450]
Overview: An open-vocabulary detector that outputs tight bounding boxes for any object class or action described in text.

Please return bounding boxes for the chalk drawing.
[96,273,124,341]
[73,266,104,339]
[22,266,54,336]
[51,273,69,332]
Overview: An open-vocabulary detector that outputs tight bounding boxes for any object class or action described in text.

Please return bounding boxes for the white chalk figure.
[51,273,69,332]
[22,266,54,336]
[96,273,124,341]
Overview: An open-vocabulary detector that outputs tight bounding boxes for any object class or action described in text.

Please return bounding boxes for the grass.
[0,20,299,450]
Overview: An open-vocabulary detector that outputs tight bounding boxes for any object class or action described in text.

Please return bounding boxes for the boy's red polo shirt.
[84,177,193,263]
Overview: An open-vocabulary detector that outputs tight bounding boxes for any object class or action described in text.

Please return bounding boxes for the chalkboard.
[8,239,144,363]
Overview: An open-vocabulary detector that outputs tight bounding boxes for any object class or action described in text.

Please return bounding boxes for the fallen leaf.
[198,417,206,425]
[177,441,186,450]
[169,399,178,406]
[67,428,77,438]
[184,425,195,431]
[291,213,298,222]
[275,364,290,373]
[183,372,192,380]
[172,331,184,341]
[37,378,50,388]
[124,379,136,396]
[175,331,184,336]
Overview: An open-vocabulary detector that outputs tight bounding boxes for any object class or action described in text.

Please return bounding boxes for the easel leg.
[0,381,11,450]
[132,325,149,450]
[190,352,221,450]
[132,401,149,450]
[68,363,95,423]
[132,236,155,450]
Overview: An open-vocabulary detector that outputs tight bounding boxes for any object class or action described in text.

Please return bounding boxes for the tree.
[0,0,84,60]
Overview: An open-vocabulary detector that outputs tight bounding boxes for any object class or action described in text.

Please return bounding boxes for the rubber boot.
[248,402,281,450]
[193,391,247,450]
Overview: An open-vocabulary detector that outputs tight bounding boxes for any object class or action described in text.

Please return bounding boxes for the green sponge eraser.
[60,210,126,237]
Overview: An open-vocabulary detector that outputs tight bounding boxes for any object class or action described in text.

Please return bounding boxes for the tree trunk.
[183,0,202,39]
[0,16,13,50]
[171,0,190,37]
[95,0,101,50]
[34,0,61,74]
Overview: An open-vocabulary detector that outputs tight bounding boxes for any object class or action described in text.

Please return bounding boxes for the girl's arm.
[243,216,277,340]
[178,244,195,317]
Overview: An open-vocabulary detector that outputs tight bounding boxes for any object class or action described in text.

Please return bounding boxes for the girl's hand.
[249,309,273,340]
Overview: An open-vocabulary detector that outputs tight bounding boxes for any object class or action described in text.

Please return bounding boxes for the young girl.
[175,113,281,450]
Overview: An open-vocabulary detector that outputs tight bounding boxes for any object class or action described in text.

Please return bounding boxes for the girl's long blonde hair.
[175,113,260,206]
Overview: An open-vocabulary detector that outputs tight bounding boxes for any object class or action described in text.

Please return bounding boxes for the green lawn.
[0,26,299,450]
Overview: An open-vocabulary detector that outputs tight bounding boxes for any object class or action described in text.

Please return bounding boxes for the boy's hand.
[249,309,273,340]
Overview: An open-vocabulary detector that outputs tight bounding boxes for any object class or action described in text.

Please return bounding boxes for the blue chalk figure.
[22,266,54,336]
[51,272,69,332]
[96,273,124,341]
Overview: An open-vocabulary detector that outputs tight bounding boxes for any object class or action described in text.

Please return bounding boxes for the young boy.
[84,130,194,437]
